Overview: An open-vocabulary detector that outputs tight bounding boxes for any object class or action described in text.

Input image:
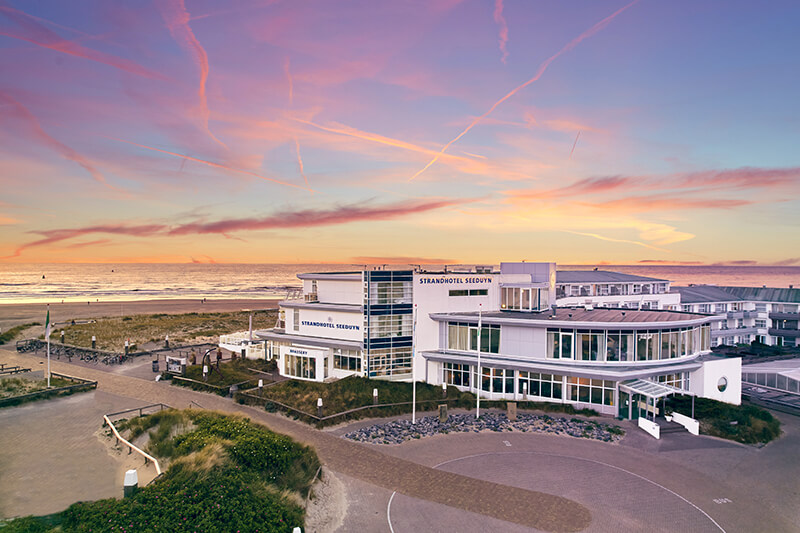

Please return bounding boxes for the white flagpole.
[476,303,482,419]
[46,304,51,388]
[412,304,417,424]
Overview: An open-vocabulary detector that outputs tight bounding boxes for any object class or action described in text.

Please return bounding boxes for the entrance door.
[619,391,630,419]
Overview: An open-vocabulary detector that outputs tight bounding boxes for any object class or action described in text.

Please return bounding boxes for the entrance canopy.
[619,379,689,399]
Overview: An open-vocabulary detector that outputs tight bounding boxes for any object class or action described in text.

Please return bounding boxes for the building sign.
[165,356,186,375]
[301,320,360,331]
[418,276,493,285]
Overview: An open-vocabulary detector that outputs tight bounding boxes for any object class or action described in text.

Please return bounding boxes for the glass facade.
[364,270,413,378]
[567,377,615,406]
[500,287,548,311]
[333,348,361,371]
[284,352,315,380]
[518,372,563,399]
[547,325,710,362]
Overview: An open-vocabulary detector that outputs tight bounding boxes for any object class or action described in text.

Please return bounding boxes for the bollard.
[317,398,323,418]
[203,365,209,381]
[258,379,263,395]
[293,528,302,533]
[522,382,527,400]
[60,330,65,344]
[124,340,129,355]
[373,388,378,405]
[507,402,517,421]
[439,404,448,423]
[442,382,447,398]
[165,335,169,349]
[123,469,138,498]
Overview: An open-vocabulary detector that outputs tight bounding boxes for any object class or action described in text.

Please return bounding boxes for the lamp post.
[476,304,482,419]
[412,304,417,424]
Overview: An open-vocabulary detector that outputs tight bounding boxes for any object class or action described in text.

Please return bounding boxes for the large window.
[443,362,471,387]
[548,330,574,359]
[475,367,515,394]
[284,353,315,380]
[576,331,603,361]
[367,347,411,377]
[501,287,547,311]
[636,331,659,361]
[370,314,412,338]
[567,377,614,406]
[293,309,300,332]
[447,322,500,353]
[449,289,488,297]
[656,373,688,390]
[518,372,563,399]
[333,348,361,372]
[605,331,634,361]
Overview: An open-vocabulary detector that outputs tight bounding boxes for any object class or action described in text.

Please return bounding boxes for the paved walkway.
[0,349,589,532]
[2,348,796,532]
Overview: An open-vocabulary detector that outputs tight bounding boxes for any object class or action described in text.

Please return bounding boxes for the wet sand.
[0,298,280,331]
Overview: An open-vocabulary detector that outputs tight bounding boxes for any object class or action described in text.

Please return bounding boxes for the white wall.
[313,279,363,305]
[690,357,742,405]
[296,308,363,342]
[500,326,546,359]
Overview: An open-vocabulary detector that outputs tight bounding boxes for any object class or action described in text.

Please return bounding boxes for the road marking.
[713,498,732,504]
[388,491,397,533]
[431,451,726,533]
[503,440,512,447]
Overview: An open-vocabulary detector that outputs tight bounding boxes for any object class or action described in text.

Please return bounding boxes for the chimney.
[551,304,557,317]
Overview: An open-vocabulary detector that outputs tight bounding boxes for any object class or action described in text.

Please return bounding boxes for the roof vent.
[551,304,557,317]
[584,304,593,311]
[621,311,626,317]
[568,313,573,318]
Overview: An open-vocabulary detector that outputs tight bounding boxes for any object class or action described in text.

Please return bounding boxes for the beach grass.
[43,310,277,351]
[0,322,40,344]
[0,376,72,399]
[182,357,276,387]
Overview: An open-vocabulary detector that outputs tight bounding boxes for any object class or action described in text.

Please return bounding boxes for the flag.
[45,305,51,341]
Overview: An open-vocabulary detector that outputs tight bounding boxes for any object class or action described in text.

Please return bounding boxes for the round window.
[717,377,728,392]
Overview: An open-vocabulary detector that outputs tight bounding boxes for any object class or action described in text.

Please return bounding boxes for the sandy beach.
[0,298,281,332]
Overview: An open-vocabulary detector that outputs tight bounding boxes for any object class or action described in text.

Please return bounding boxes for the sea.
[0,263,799,305]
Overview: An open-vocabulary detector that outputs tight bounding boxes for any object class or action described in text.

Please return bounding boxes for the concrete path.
[2,348,797,532]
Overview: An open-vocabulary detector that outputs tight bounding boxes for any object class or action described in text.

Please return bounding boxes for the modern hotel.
[253,262,741,419]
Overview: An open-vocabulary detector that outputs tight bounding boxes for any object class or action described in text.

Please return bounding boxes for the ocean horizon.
[1,263,798,305]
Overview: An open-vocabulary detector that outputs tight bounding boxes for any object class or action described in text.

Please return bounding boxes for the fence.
[0,372,97,407]
[103,404,170,477]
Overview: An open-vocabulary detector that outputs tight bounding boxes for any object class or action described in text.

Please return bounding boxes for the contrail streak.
[294,137,311,191]
[569,130,581,159]
[494,0,509,64]
[285,57,294,106]
[0,6,166,80]
[158,0,227,150]
[409,0,639,181]
[112,137,312,192]
[563,230,668,252]
[0,91,121,191]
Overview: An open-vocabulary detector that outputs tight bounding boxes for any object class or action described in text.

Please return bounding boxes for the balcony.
[768,328,800,338]
[769,311,800,320]
[304,292,318,303]
[727,310,760,319]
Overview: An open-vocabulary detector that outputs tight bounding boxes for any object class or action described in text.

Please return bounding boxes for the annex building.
[253,262,742,421]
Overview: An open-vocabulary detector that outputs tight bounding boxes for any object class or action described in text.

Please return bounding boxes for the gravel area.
[344,412,625,445]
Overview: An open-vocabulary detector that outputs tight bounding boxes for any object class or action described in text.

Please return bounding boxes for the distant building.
[254,262,741,423]
[674,286,800,348]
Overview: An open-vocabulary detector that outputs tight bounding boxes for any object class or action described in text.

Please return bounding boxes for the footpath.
[0,349,590,532]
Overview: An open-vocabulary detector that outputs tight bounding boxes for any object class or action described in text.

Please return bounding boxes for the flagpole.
[46,304,51,388]
[476,303,482,419]
[412,304,417,424]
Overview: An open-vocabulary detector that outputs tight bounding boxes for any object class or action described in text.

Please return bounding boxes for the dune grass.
[42,310,276,351]
[0,322,40,344]
[666,396,781,444]
[5,409,320,532]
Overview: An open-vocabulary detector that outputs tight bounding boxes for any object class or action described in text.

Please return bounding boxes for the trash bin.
[152,360,159,373]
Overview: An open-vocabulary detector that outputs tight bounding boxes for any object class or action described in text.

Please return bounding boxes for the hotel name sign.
[301,320,360,331]
[418,276,493,285]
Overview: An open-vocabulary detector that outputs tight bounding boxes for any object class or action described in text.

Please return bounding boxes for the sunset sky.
[1,0,798,265]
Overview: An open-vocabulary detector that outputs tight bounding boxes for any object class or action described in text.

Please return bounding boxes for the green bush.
[666,396,781,444]
[0,322,40,344]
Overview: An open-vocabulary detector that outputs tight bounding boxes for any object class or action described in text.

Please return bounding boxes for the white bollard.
[373,387,378,405]
[123,469,138,497]
[317,397,323,417]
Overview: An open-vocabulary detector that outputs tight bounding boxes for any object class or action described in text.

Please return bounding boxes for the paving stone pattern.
[344,412,624,445]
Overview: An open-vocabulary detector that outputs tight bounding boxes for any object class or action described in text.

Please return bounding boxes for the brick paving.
[0,349,590,532]
[3,348,796,532]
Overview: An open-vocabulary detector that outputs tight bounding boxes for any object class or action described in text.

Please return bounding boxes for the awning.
[619,379,690,399]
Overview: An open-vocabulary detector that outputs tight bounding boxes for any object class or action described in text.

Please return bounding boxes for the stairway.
[656,417,686,434]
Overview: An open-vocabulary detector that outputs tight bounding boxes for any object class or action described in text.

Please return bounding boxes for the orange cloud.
[351,256,456,264]
[111,137,312,192]
[409,0,639,181]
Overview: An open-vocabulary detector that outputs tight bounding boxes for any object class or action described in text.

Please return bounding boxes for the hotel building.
[255,262,741,420]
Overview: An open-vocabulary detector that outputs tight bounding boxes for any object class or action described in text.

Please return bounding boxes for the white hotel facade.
[254,262,741,419]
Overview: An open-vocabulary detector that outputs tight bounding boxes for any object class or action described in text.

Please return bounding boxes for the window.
[370,314,412,338]
[333,348,361,372]
[501,286,544,311]
[567,377,614,406]
[756,319,767,328]
[699,304,711,313]
[475,367,515,394]
[447,322,500,353]
[284,353,316,380]
[367,347,411,377]
[518,372,563,399]
[548,330,574,359]
[576,331,603,361]
[443,363,471,387]
[717,377,728,392]
[682,305,693,312]
[448,289,488,297]
[293,309,300,332]
[716,303,728,313]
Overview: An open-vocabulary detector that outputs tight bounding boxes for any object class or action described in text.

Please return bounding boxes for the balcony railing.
[768,328,800,338]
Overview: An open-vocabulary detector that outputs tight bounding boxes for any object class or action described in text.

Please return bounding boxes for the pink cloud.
[410,0,640,181]
[0,5,165,80]
[493,0,509,64]
[157,0,226,149]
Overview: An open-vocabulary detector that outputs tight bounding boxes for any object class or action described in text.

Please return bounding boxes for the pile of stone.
[343,412,624,445]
